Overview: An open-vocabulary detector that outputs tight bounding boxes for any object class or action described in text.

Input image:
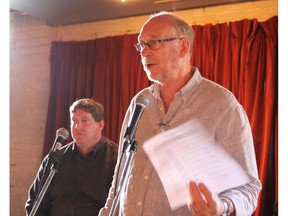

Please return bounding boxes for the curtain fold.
[44,16,278,216]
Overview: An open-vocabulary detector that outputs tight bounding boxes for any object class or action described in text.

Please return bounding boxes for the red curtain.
[44,16,278,216]
[44,34,151,151]
[191,17,278,216]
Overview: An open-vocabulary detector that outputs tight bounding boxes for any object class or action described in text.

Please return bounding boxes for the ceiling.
[10,0,257,27]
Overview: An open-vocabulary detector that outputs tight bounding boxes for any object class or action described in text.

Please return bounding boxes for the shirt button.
[137,201,142,206]
[144,175,148,180]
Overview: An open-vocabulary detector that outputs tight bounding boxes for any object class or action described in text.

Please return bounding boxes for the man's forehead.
[138,22,177,41]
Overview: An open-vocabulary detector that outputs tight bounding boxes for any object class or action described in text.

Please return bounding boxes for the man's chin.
[145,71,159,83]
[74,138,85,145]
[144,68,153,76]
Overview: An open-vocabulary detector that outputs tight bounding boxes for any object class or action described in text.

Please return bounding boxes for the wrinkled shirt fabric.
[26,136,118,216]
[99,67,262,216]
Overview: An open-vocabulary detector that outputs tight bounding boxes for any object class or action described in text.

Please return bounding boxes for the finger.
[189,181,197,199]
[189,181,205,203]
[189,181,210,214]
[188,181,198,212]
[189,202,199,215]
[198,182,219,214]
[198,182,213,203]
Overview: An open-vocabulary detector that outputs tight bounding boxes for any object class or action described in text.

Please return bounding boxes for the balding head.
[140,11,194,54]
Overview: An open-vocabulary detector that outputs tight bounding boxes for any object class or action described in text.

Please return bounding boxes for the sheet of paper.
[143,119,250,210]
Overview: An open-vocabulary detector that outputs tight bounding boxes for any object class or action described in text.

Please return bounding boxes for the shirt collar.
[151,67,202,101]
[72,135,105,157]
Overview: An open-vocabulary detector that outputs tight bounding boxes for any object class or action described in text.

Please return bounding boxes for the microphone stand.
[109,138,138,216]
[29,158,61,216]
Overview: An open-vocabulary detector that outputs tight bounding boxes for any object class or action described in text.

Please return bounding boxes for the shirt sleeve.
[216,99,262,215]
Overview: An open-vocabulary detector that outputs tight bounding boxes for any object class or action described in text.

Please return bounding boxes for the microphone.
[122,95,149,152]
[48,128,69,164]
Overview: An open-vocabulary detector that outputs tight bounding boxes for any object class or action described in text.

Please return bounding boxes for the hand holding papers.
[143,119,250,210]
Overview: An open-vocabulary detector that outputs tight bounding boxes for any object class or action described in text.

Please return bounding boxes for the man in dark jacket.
[25,98,118,216]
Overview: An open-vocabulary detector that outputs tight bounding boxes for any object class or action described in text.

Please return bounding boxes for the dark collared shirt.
[26,136,118,216]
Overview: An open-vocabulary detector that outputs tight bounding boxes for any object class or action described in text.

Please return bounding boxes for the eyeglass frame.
[134,37,183,52]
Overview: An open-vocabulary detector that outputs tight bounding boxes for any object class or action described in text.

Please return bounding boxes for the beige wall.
[10,0,277,215]
[55,0,277,41]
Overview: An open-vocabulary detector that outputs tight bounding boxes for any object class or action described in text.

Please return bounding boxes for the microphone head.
[136,94,149,108]
[56,128,69,140]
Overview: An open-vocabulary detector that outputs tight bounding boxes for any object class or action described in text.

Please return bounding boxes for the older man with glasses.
[99,11,261,216]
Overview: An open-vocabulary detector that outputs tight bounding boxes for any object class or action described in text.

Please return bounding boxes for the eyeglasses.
[134,37,183,52]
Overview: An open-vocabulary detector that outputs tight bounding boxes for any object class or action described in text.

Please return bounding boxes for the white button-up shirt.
[100,67,262,216]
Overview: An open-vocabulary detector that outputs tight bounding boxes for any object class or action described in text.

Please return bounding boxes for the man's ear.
[98,119,105,130]
[180,37,190,57]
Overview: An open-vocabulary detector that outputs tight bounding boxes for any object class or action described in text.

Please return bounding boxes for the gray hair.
[149,11,194,54]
